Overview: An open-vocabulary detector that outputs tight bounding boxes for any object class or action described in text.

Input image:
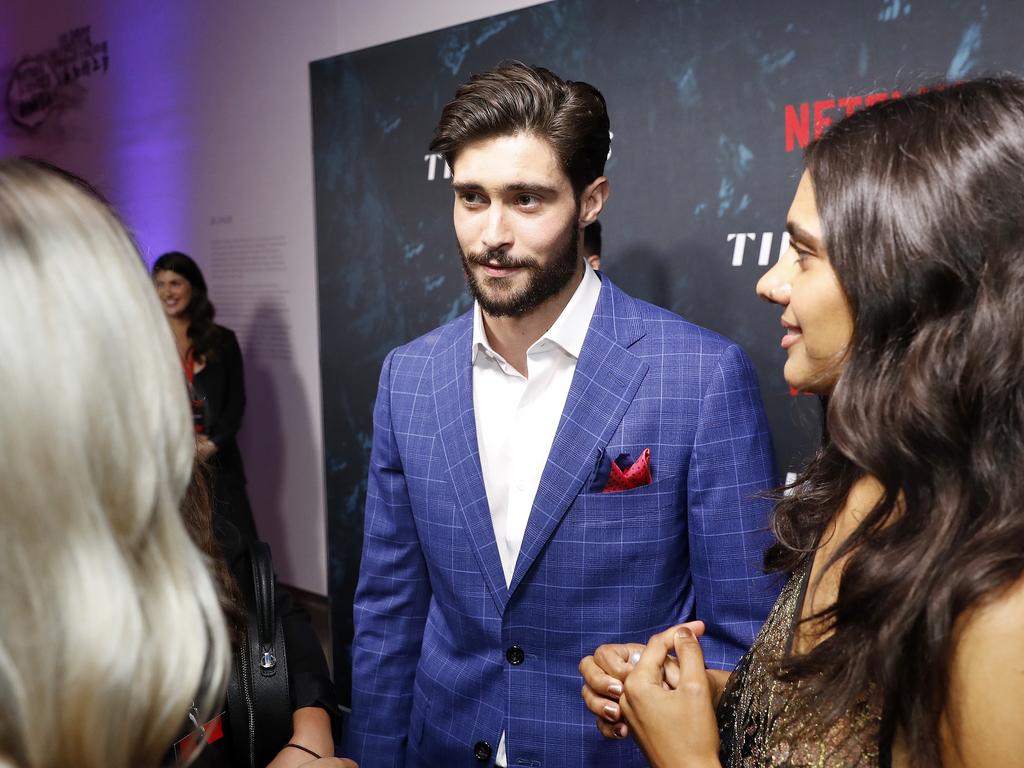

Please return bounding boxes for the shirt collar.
[472,261,602,364]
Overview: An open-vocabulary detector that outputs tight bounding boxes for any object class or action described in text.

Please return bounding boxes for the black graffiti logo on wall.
[5,26,109,131]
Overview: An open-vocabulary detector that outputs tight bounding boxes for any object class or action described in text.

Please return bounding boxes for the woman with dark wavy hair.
[580,76,1024,767]
[154,251,259,545]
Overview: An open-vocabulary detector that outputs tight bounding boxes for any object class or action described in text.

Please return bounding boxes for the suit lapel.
[509,278,649,594]
[432,316,510,614]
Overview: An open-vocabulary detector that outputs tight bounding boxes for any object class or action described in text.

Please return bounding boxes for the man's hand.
[579,622,705,740]
[619,625,721,768]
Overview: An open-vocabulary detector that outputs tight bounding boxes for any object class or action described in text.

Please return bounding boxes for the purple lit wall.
[0,0,340,593]
[1,2,202,265]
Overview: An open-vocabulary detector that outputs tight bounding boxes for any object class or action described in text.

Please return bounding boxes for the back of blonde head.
[0,158,229,768]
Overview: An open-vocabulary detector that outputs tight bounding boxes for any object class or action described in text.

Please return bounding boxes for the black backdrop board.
[311,0,1024,700]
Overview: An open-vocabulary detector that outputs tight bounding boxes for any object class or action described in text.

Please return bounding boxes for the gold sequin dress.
[715,560,888,767]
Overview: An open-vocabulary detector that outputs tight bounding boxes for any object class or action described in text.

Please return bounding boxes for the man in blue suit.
[345,61,779,767]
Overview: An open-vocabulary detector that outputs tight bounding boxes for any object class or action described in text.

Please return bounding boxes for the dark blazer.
[193,326,258,544]
[194,326,246,484]
[345,276,781,767]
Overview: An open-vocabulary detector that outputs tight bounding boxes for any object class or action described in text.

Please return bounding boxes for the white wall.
[2,0,547,594]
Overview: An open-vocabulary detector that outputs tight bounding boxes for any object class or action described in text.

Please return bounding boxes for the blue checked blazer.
[345,276,780,767]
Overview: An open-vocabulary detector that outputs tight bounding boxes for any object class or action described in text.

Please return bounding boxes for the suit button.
[506,645,525,665]
[473,740,492,761]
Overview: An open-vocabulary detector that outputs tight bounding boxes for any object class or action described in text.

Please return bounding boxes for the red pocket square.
[602,448,652,493]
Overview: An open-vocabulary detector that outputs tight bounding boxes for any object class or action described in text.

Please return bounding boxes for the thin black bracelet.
[285,743,322,760]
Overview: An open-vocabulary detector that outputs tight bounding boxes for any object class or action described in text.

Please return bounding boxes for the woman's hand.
[580,640,645,740]
[265,749,357,768]
[579,622,704,740]
[196,434,219,461]
[618,625,721,768]
[265,707,339,767]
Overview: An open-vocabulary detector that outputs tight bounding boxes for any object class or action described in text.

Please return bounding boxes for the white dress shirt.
[472,263,602,767]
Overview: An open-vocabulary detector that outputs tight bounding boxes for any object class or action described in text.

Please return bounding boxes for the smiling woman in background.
[581,77,1024,767]
[153,251,258,545]
[0,157,229,768]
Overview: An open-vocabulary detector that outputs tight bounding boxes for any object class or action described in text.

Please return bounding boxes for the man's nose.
[481,207,513,252]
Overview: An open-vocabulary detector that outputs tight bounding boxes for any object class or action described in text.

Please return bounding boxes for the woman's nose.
[756,249,796,304]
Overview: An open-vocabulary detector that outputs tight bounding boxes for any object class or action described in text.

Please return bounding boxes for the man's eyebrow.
[501,183,559,197]
[451,181,560,197]
[786,221,823,248]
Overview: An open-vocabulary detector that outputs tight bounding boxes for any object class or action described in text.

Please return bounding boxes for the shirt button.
[474,740,493,761]
[506,645,525,665]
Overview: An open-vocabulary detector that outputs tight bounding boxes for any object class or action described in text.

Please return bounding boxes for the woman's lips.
[780,319,802,349]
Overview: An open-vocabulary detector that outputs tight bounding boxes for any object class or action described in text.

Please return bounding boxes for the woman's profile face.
[756,171,853,395]
[154,270,193,319]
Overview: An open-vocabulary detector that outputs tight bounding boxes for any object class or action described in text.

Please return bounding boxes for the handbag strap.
[249,540,276,657]
[239,540,288,768]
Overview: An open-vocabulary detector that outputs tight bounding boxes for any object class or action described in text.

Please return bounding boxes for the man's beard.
[460,224,580,318]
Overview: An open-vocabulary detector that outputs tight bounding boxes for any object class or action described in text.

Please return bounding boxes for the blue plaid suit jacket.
[345,276,780,767]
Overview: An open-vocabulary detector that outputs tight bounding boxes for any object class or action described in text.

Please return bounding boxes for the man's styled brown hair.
[429,60,611,196]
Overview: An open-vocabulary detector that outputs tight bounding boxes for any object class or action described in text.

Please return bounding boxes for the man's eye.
[516,194,539,207]
[460,192,484,205]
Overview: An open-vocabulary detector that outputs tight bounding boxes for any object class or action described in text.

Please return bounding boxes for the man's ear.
[579,176,609,226]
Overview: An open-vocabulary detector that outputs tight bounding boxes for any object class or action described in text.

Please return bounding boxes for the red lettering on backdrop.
[784,103,810,153]
[867,92,887,105]
[783,89,920,151]
[836,95,863,116]
[813,99,836,138]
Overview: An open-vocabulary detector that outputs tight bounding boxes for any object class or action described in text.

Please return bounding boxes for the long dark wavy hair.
[181,463,245,639]
[766,77,1024,765]
[152,251,222,361]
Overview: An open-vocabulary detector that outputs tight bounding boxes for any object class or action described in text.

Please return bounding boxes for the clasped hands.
[579,621,725,768]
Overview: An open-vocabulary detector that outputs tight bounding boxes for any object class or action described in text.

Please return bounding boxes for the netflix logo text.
[783,85,948,152]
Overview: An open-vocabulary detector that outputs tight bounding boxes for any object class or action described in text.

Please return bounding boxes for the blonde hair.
[0,158,229,768]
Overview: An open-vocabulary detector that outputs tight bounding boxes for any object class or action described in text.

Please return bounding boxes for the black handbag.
[225,541,292,768]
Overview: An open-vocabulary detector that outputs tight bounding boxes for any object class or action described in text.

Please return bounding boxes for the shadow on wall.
[603,243,686,317]
[237,298,319,587]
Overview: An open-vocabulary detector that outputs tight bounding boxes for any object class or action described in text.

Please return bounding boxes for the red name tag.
[173,711,225,765]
